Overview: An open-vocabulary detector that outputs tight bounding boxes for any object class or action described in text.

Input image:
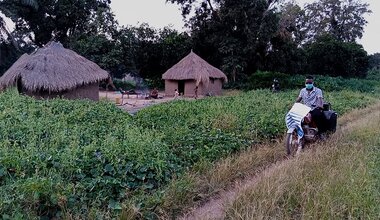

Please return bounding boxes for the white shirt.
[298,87,323,108]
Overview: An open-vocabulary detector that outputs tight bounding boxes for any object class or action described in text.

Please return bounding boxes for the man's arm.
[296,89,303,103]
[316,89,324,108]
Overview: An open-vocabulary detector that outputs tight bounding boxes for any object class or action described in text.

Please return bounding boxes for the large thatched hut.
[162,51,228,97]
[0,42,109,101]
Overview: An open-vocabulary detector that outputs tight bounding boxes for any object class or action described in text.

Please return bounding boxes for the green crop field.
[0,76,380,219]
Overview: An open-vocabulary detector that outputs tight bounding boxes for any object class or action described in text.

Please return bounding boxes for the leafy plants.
[0,80,379,218]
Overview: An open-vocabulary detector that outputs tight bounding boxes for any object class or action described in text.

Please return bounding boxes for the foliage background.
[0,0,378,86]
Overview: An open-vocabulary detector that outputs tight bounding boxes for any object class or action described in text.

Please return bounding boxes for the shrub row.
[245,71,380,93]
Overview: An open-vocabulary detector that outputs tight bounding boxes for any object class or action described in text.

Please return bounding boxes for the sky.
[110,0,185,30]
[110,0,380,54]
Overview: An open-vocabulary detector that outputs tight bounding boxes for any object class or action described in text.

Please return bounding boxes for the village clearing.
[99,90,206,114]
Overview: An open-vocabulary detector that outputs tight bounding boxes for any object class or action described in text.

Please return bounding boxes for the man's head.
[305,76,314,90]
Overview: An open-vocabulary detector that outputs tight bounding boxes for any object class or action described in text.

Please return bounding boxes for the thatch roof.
[0,41,109,92]
[162,51,228,85]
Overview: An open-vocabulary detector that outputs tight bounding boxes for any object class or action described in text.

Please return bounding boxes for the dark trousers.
[310,108,328,134]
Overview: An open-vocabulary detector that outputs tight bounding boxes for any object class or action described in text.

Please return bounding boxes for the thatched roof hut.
[0,41,109,100]
[162,51,228,97]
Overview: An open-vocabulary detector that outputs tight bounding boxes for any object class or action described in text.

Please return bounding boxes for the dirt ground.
[99,89,236,114]
[99,90,189,114]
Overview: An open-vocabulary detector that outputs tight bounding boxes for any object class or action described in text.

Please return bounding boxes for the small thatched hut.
[162,51,228,97]
[0,41,109,101]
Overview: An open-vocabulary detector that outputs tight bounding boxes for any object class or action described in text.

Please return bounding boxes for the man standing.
[194,86,198,99]
[296,76,328,135]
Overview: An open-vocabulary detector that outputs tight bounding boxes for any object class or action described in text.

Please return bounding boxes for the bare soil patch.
[99,90,187,114]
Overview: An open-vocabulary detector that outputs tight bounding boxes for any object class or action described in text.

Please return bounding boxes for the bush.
[366,68,380,81]
[112,79,136,91]
[245,71,305,91]
[314,76,380,93]
[245,71,380,93]
[99,79,136,91]
[145,78,165,90]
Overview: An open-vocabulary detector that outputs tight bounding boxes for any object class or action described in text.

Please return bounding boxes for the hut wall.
[184,81,197,97]
[204,78,223,96]
[26,83,99,101]
[63,83,100,101]
[164,79,224,97]
[24,90,60,100]
[165,80,178,96]
[189,79,223,97]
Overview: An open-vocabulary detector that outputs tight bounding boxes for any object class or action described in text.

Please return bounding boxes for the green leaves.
[108,200,122,210]
[306,35,369,77]
[0,83,378,218]
[0,0,115,46]
[0,90,171,217]
[303,0,371,42]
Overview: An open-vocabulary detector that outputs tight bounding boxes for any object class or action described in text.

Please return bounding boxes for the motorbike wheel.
[285,131,300,156]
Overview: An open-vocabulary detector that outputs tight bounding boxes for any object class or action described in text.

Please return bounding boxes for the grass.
[155,142,285,219]
[224,103,380,219]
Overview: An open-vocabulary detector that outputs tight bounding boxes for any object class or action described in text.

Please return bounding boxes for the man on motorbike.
[295,76,328,138]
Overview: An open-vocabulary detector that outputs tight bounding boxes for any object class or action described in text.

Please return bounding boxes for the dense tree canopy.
[368,53,380,70]
[306,35,368,77]
[303,0,371,42]
[0,0,115,46]
[169,0,281,80]
[168,0,372,80]
[0,0,375,83]
[69,23,191,85]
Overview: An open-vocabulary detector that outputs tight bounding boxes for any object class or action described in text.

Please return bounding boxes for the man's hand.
[295,97,302,103]
[316,96,324,108]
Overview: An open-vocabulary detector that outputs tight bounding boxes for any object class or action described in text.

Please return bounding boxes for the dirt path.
[180,152,290,220]
[180,161,287,220]
[180,103,380,220]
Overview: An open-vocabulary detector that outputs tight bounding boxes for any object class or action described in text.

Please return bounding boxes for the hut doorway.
[178,80,185,96]
[17,77,24,94]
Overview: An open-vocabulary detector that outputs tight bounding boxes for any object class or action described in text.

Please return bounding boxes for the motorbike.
[271,79,280,93]
[285,102,337,156]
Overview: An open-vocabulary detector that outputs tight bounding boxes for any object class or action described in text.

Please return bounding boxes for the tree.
[306,35,368,77]
[366,53,380,80]
[263,2,307,74]
[1,0,38,46]
[265,36,307,75]
[70,34,123,76]
[112,26,140,77]
[303,0,371,42]
[168,0,281,80]
[1,0,39,75]
[368,53,380,70]
[0,0,116,46]
[132,24,191,85]
[0,16,8,42]
[159,27,192,70]
[276,2,308,45]
[167,0,221,23]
